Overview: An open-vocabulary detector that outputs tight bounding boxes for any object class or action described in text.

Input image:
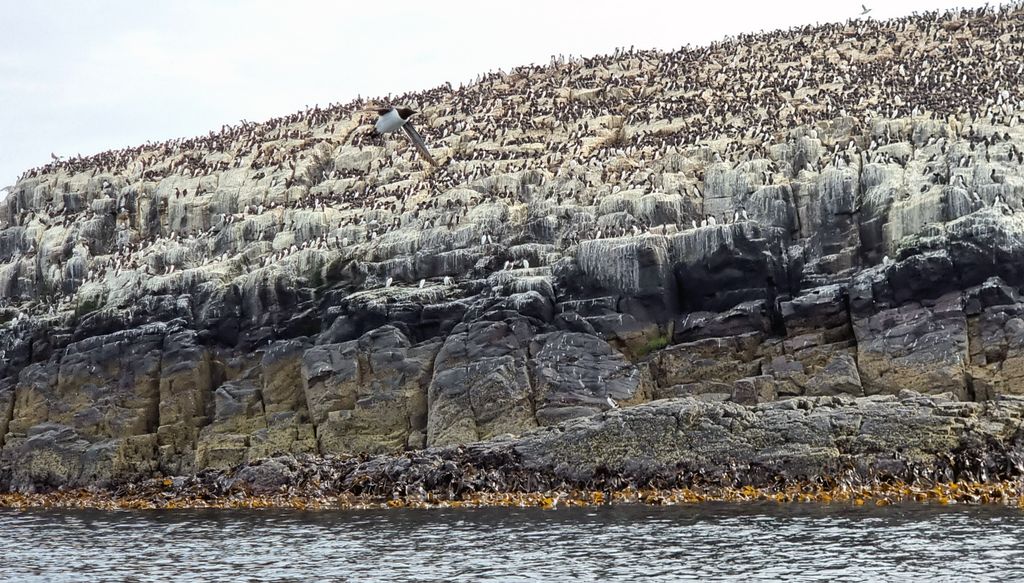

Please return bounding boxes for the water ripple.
[1,503,1023,582]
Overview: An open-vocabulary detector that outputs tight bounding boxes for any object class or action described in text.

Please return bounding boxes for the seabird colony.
[2,4,1023,314]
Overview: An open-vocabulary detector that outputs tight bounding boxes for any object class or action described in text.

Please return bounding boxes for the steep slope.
[4,4,1024,489]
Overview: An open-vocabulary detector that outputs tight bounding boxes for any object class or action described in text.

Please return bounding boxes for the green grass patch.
[635,333,670,359]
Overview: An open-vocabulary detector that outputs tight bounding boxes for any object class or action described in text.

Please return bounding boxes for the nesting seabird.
[366,107,438,166]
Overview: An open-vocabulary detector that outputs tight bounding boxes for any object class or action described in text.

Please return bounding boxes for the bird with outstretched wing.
[364,106,439,166]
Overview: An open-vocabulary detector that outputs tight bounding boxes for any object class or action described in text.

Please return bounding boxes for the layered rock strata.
[4,5,1024,490]
[8,392,1023,497]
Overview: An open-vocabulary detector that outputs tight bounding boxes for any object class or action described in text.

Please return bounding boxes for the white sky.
[0,0,996,191]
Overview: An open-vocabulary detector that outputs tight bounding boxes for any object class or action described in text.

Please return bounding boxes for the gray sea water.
[2,503,1023,582]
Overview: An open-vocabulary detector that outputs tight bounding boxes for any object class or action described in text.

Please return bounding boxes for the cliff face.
[3,5,1024,490]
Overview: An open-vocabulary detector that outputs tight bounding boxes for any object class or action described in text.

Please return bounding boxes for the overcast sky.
[0,0,996,191]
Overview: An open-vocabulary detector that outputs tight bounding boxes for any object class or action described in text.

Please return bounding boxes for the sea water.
[2,503,1022,581]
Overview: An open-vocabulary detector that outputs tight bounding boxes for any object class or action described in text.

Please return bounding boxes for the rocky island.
[3,4,1024,508]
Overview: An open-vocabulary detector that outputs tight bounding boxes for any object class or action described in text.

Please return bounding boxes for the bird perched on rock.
[365,106,438,166]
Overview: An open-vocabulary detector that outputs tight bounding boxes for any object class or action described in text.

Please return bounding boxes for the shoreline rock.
[4,481,1023,511]
[4,393,1024,507]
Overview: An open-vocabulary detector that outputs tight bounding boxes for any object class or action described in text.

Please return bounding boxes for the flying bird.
[860,4,871,15]
[366,106,438,166]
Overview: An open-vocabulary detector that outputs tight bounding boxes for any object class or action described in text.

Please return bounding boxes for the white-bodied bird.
[366,106,438,166]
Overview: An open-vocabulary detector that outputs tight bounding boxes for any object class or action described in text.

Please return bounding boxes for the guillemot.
[367,107,439,167]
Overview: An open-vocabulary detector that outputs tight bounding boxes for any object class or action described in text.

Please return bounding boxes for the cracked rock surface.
[4,5,1024,489]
